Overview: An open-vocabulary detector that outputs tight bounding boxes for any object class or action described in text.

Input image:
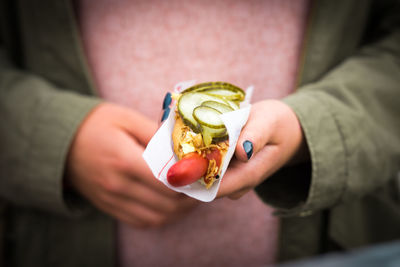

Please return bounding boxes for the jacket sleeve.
[0,48,101,216]
[255,5,400,217]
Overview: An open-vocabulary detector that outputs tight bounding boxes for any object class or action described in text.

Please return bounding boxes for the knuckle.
[108,145,136,172]
[100,176,122,193]
[97,191,113,207]
[165,202,181,214]
[150,215,168,227]
[160,197,180,212]
[125,204,169,228]
[111,154,132,173]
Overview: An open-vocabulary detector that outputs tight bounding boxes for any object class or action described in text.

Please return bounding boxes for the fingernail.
[243,140,253,160]
[161,107,171,122]
[162,92,172,110]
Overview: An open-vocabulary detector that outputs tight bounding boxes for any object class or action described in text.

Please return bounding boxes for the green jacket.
[1,0,400,266]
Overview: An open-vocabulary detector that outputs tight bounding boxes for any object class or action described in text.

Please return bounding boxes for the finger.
[104,191,195,228]
[116,105,158,145]
[112,138,196,200]
[111,174,198,215]
[103,203,148,228]
[228,188,251,200]
[217,160,249,198]
[235,101,276,162]
[160,92,172,123]
[131,164,182,199]
[80,186,148,228]
[162,92,173,110]
[101,195,162,228]
[160,106,171,124]
[218,145,281,198]
[117,140,182,199]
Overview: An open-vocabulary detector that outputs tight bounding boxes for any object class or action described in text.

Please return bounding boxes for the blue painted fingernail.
[243,140,253,160]
[162,92,172,110]
[161,107,171,122]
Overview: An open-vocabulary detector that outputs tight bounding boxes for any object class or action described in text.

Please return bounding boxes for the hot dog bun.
[168,81,245,188]
[172,114,228,188]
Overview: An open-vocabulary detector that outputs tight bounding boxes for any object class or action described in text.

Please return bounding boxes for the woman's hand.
[217,100,309,199]
[66,103,198,228]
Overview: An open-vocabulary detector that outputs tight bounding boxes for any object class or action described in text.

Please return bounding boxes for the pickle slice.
[204,89,244,101]
[193,106,225,129]
[180,82,229,93]
[177,82,244,145]
[201,101,234,114]
[181,82,245,101]
[225,100,240,110]
[201,125,227,146]
[193,106,229,146]
[178,92,229,132]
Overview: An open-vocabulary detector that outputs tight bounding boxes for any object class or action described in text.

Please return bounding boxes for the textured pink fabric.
[75,0,309,266]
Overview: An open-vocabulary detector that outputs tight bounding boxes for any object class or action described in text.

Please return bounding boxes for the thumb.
[124,111,158,145]
[235,101,275,162]
[108,103,158,145]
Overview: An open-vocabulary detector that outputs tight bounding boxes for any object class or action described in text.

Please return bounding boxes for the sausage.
[167,152,208,187]
[205,147,222,167]
[166,148,222,187]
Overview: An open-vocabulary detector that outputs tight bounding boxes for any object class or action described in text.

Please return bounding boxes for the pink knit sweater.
[75,0,309,266]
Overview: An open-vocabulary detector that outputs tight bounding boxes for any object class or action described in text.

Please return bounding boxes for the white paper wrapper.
[143,81,253,202]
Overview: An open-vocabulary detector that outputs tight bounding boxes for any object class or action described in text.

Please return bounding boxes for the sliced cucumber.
[181,82,245,101]
[181,82,228,94]
[204,89,244,101]
[193,106,225,129]
[201,101,233,114]
[178,92,229,131]
[177,82,244,145]
[181,82,215,94]
[225,100,240,110]
[202,129,213,147]
[193,106,229,146]
[201,125,227,146]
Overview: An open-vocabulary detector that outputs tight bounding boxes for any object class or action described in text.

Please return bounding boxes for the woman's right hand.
[65,103,198,228]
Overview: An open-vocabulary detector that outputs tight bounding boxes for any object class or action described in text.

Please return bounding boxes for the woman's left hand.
[217,99,309,200]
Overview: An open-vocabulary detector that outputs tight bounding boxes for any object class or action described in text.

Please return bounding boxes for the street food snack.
[166,82,245,188]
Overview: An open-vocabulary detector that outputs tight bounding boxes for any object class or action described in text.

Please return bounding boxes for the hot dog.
[166,82,245,188]
[167,115,228,188]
